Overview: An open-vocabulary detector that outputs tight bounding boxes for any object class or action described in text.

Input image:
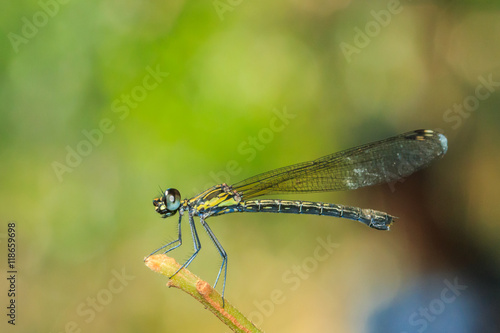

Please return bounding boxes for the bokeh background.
[1,1,500,332]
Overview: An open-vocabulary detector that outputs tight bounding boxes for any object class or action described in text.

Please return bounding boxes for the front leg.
[146,211,184,258]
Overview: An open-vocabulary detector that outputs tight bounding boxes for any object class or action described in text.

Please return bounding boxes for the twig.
[145,254,264,333]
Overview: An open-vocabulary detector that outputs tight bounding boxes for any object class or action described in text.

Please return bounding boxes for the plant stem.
[145,254,263,333]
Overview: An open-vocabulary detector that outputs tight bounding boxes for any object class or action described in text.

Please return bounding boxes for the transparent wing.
[231,129,447,199]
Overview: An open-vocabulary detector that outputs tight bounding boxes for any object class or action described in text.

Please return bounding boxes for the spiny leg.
[200,216,228,306]
[170,213,201,278]
[146,212,183,259]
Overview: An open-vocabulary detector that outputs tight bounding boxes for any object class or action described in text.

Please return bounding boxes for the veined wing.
[231,129,447,200]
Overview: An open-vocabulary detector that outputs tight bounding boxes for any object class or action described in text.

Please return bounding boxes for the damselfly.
[148,129,448,303]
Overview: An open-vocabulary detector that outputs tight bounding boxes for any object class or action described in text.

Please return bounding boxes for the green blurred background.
[1,1,500,332]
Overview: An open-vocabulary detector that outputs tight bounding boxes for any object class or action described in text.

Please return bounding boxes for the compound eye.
[164,188,181,211]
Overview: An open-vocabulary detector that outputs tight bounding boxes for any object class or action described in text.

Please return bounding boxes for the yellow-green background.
[1,1,500,332]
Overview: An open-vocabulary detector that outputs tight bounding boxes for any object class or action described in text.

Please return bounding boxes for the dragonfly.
[148,129,448,304]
